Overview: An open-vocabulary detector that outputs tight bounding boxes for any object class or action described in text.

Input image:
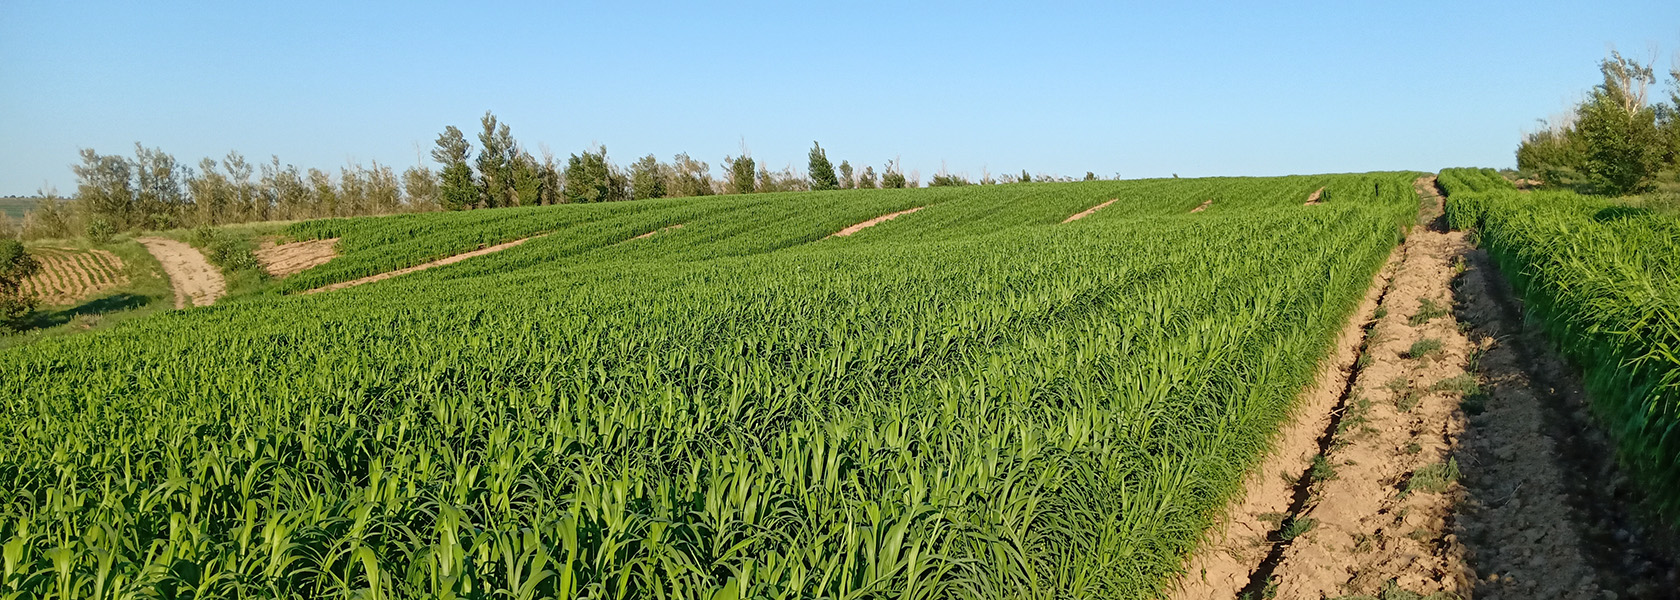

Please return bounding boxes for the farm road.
[137,237,225,308]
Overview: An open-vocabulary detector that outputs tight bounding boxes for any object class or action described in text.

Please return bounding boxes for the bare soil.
[1305,187,1325,205]
[302,236,537,294]
[138,237,225,308]
[828,206,925,237]
[1192,199,1214,213]
[630,223,684,240]
[1061,199,1116,223]
[1171,176,1680,598]
[255,237,338,277]
[20,247,128,305]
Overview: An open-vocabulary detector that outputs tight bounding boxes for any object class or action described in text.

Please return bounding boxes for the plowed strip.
[255,238,339,278]
[1305,187,1325,205]
[1191,199,1214,213]
[630,224,685,240]
[1061,199,1116,223]
[17,247,129,306]
[138,237,226,308]
[827,206,925,238]
[302,236,538,294]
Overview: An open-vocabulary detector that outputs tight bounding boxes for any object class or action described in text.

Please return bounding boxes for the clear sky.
[3,1,1679,196]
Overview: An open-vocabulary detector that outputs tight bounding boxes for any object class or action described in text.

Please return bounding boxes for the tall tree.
[475,111,516,208]
[132,144,189,229]
[882,159,906,189]
[72,149,135,230]
[1577,52,1662,194]
[837,160,855,189]
[0,239,41,332]
[808,142,838,191]
[509,152,542,206]
[538,151,563,205]
[432,126,476,211]
[402,165,440,211]
[564,146,625,203]
[630,154,667,200]
[724,155,756,194]
[669,153,713,197]
[857,165,878,189]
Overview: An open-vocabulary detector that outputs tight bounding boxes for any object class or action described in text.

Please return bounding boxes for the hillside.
[0,195,38,220]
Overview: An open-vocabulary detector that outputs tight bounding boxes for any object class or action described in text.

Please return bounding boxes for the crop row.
[1,174,1418,598]
[1442,168,1680,518]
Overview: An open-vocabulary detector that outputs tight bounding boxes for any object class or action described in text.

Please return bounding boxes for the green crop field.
[0,196,38,220]
[0,174,1420,598]
[1442,168,1680,518]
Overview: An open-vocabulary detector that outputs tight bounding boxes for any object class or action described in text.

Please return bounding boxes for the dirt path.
[1258,178,1475,598]
[1171,246,1400,599]
[1305,187,1325,205]
[1191,199,1213,213]
[828,206,924,237]
[630,223,684,240]
[301,236,537,294]
[1061,199,1116,223]
[137,237,225,308]
[255,237,338,277]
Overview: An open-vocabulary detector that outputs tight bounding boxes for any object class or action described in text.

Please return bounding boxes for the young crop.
[0,173,1423,598]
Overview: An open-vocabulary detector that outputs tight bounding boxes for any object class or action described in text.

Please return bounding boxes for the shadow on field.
[19,293,154,332]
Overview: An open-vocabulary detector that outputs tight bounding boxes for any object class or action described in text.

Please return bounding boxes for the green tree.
[509,152,542,207]
[432,126,476,211]
[476,112,515,208]
[72,149,134,229]
[1577,52,1662,195]
[669,153,713,197]
[0,239,41,331]
[564,146,626,203]
[724,155,756,194]
[882,159,906,189]
[402,165,440,211]
[132,144,188,228]
[808,142,838,191]
[631,154,667,200]
[837,160,855,189]
[857,165,878,189]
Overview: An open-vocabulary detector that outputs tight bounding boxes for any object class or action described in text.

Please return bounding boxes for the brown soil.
[255,237,338,277]
[828,206,925,237]
[138,237,225,308]
[1305,187,1325,205]
[1261,177,1474,598]
[19,247,128,305]
[1061,199,1116,223]
[1171,247,1400,599]
[1191,199,1214,213]
[302,236,537,294]
[630,223,684,240]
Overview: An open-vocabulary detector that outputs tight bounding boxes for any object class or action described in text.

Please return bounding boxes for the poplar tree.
[808,142,838,191]
[631,154,667,200]
[724,155,756,194]
[432,126,476,211]
[837,160,855,189]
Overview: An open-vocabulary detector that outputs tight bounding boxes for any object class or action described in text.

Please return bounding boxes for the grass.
[1405,458,1462,495]
[1402,337,1444,360]
[1408,297,1450,326]
[1311,453,1338,482]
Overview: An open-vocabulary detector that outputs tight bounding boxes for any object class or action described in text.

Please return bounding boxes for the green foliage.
[725,154,756,194]
[0,239,41,331]
[1405,459,1461,495]
[929,173,972,187]
[564,146,628,203]
[433,125,477,211]
[83,218,115,244]
[857,165,878,189]
[1442,167,1680,519]
[1408,297,1449,326]
[837,160,855,189]
[631,154,667,200]
[882,160,907,189]
[1402,338,1444,360]
[0,173,1422,598]
[808,142,838,191]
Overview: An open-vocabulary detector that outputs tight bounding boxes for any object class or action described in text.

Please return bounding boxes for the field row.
[0,174,1420,598]
[16,246,128,305]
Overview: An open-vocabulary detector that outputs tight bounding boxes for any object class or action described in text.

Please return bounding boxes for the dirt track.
[138,237,224,308]
[828,206,924,237]
[255,237,337,277]
[302,236,537,294]
[1062,199,1116,223]
[1172,177,1680,598]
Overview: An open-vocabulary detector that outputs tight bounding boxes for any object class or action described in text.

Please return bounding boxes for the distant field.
[1,175,1421,598]
[0,196,38,220]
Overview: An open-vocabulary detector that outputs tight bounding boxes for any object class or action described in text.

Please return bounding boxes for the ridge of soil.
[1259,177,1474,597]
[1171,237,1401,599]
[137,237,225,308]
[20,247,128,305]
[1191,199,1214,213]
[828,206,925,237]
[1061,199,1116,223]
[1305,187,1325,205]
[255,237,338,278]
[301,236,537,295]
[630,223,684,240]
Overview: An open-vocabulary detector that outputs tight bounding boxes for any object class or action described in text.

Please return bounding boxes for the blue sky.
[2,1,1678,196]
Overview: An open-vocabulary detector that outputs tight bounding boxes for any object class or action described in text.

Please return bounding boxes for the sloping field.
[0,174,1420,598]
[16,246,128,305]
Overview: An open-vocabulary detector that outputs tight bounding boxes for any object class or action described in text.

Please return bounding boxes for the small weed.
[1403,338,1444,360]
[1356,352,1373,369]
[1430,374,1478,396]
[1279,516,1317,541]
[1405,458,1461,495]
[1451,256,1468,276]
[1257,512,1286,528]
[1374,306,1389,320]
[1311,453,1338,482]
[1403,442,1421,455]
[1382,377,1410,394]
[1461,391,1488,415]
[1405,527,1433,542]
[1334,396,1373,446]
[1409,298,1450,326]
[1397,388,1423,412]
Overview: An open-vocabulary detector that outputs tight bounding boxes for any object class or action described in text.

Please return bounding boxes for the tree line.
[9,110,1097,241]
[1517,51,1680,195]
